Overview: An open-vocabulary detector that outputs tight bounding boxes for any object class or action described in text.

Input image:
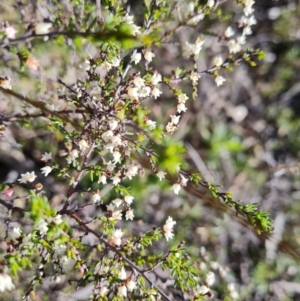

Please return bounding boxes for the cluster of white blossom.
[17,151,54,184]
[125,71,162,105]
[226,0,257,54]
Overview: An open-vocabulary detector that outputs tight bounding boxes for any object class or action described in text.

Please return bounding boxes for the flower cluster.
[0,0,268,300]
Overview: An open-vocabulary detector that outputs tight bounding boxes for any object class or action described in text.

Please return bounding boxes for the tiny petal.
[131,52,142,64]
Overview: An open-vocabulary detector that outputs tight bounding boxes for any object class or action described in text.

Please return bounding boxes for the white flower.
[178,94,188,103]
[138,86,151,98]
[190,71,200,84]
[8,227,21,240]
[127,280,136,291]
[112,210,122,220]
[52,214,62,225]
[108,118,118,131]
[127,86,139,100]
[102,130,114,142]
[124,14,134,24]
[180,175,189,186]
[150,72,162,85]
[0,76,12,90]
[99,286,109,297]
[78,139,89,151]
[41,152,52,162]
[144,50,155,63]
[124,195,134,205]
[183,38,204,57]
[243,26,252,36]
[110,229,124,246]
[225,26,235,38]
[0,274,15,292]
[206,271,216,286]
[107,203,115,211]
[92,191,101,204]
[215,75,226,86]
[3,25,17,39]
[113,198,123,207]
[187,13,205,25]
[171,183,181,195]
[125,209,134,220]
[146,119,156,130]
[106,160,115,172]
[68,149,79,164]
[170,115,180,125]
[112,174,121,185]
[35,22,52,35]
[21,233,34,249]
[198,285,210,295]
[243,0,255,16]
[118,267,127,280]
[207,0,214,7]
[163,216,176,241]
[227,39,241,53]
[125,163,138,179]
[213,57,223,67]
[133,77,145,88]
[18,171,37,184]
[113,151,121,163]
[239,15,257,27]
[98,174,107,184]
[164,231,174,241]
[36,219,48,235]
[102,61,112,71]
[177,103,187,113]
[166,122,177,134]
[164,216,176,230]
[151,87,162,99]
[237,35,246,45]
[41,166,52,177]
[118,285,127,297]
[157,171,166,181]
[111,57,121,67]
[131,52,142,64]
[129,24,140,36]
